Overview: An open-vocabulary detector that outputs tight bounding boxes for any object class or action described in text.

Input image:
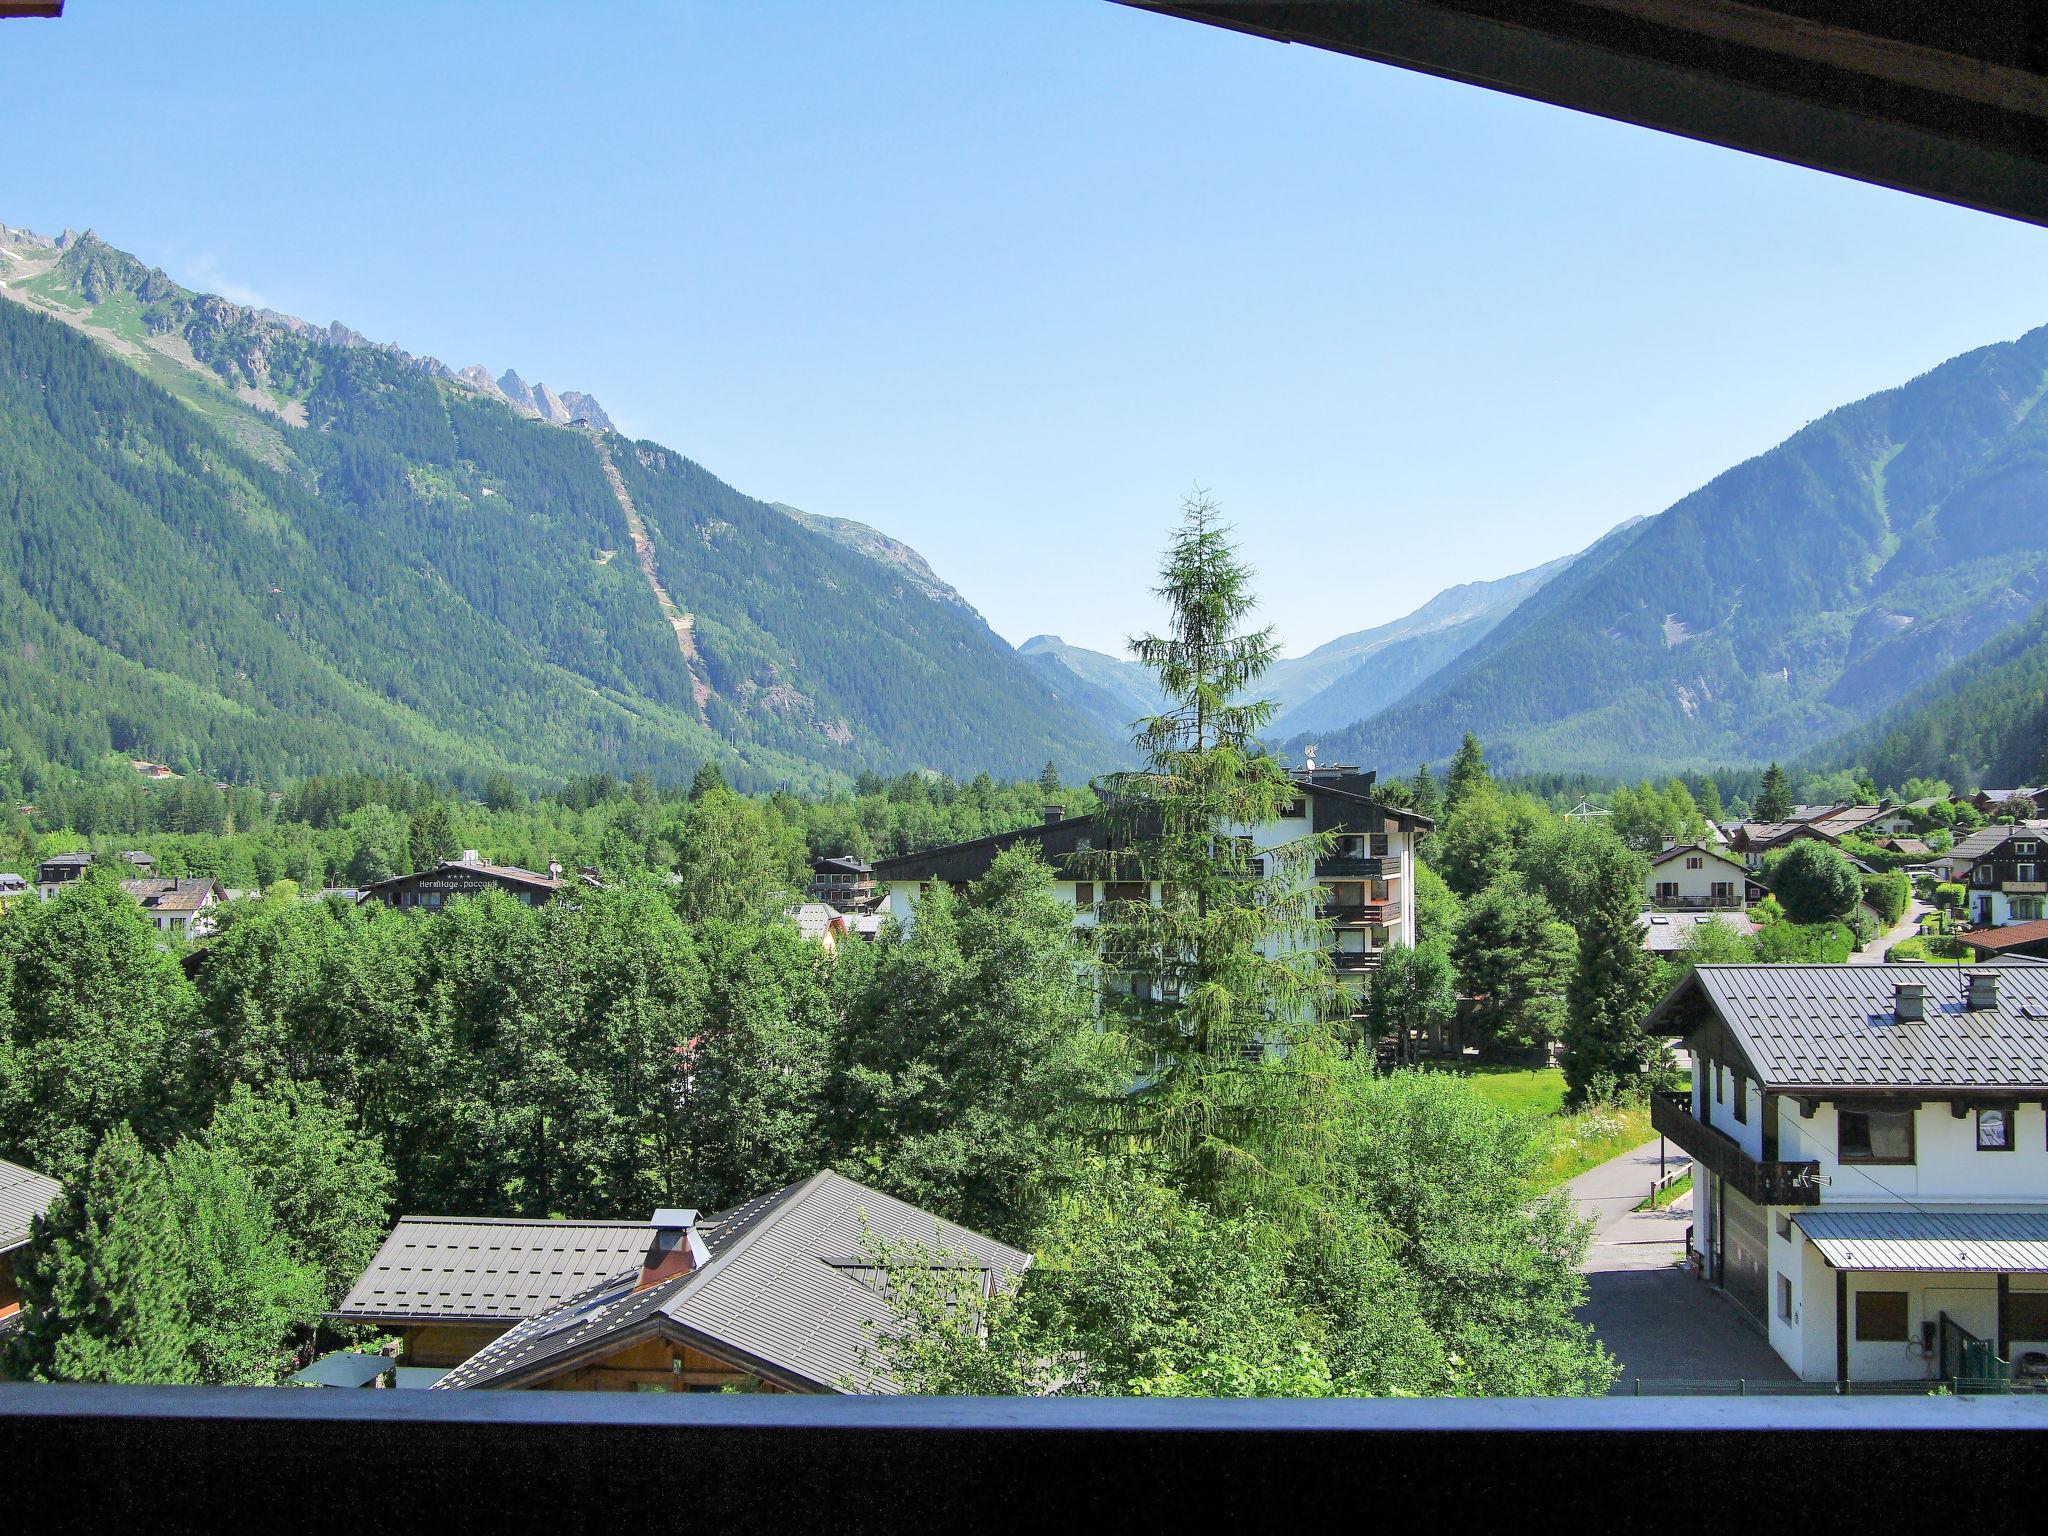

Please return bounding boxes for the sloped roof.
[1648,842,1746,871]
[1947,825,2039,864]
[1793,1209,2048,1272]
[786,903,840,942]
[1637,912,1757,955]
[1961,920,2048,955]
[363,857,562,897]
[0,1158,61,1253]
[333,1216,662,1324]
[435,1171,1029,1394]
[1648,962,2048,1091]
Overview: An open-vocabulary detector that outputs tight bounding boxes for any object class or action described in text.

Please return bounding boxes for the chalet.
[34,852,94,899]
[1724,820,1833,868]
[1639,911,1757,956]
[1944,825,2048,928]
[871,763,1432,1006]
[1973,788,2044,819]
[121,878,227,940]
[119,850,155,874]
[363,851,564,912]
[1647,962,2048,1385]
[335,1172,1026,1394]
[0,873,29,916]
[1804,804,1890,841]
[1874,836,1933,860]
[1646,843,1761,910]
[786,901,856,950]
[0,1158,61,1334]
[808,855,876,912]
[1874,800,1945,837]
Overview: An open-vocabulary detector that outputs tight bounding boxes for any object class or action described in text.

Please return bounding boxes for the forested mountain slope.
[1296,325,2048,775]
[1811,598,2048,790]
[0,227,1117,790]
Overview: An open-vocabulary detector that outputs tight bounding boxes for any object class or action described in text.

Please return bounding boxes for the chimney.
[1893,981,1924,1023]
[459,849,481,867]
[636,1208,708,1292]
[547,860,564,880]
[1042,805,1065,825]
[1967,970,2001,1012]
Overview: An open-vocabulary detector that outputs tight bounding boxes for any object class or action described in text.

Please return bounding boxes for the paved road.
[1569,1137,1795,1389]
[1851,898,1932,964]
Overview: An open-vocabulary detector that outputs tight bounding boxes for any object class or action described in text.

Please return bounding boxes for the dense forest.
[0,236,1119,796]
[1297,324,2048,775]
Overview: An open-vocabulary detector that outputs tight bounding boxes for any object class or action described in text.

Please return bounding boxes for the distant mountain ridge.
[769,503,978,617]
[1016,635,1166,738]
[0,224,614,430]
[1295,323,2048,775]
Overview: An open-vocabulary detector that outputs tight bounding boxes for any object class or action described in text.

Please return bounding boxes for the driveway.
[1850,898,1932,964]
[1569,1137,1796,1389]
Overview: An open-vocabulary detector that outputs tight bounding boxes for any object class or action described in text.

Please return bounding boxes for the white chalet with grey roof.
[1,1157,62,1332]
[1647,961,2048,1385]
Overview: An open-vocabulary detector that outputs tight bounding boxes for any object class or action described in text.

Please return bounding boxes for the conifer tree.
[1089,493,1333,1209]
[1561,841,1666,1104]
[1445,733,1490,812]
[1755,762,1795,822]
[6,1126,198,1385]
[1696,776,1725,825]
[1410,762,1443,823]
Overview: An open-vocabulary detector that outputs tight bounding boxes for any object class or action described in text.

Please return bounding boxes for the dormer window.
[1685,856,1703,870]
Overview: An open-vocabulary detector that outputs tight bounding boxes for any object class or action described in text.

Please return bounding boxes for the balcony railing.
[1331,950,1384,973]
[1320,902,1400,926]
[1650,1090,1822,1206]
[1647,895,1747,911]
[1317,856,1389,878]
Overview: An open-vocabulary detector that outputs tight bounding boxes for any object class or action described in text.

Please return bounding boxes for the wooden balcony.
[1331,950,1384,973]
[1317,856,1389,878]
[1321,901,1400,926]
[1650,1090,1822,1206]
[1647,895,1747,912]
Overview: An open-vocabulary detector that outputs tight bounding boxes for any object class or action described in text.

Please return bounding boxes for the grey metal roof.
[1793,1209,2048,1272]
[435,1171,1031,1394]
[0,1158,61,1253]
[287,1351,395,1388]
[1637,912,1757,955]
[1948,826,2021,863]
[332,1216,658,1323]
[1654,963,2048,1091]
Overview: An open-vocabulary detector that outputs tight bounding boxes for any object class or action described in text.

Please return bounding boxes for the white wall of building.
[1646,849,1747,906]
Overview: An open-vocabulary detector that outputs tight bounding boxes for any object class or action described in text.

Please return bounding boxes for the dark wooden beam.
[1117,2,2048,227]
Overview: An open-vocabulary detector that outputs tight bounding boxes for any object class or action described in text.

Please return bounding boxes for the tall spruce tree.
[1089,493,1333,1209]
[1755,762,1795,822]
[1561,840,1666,1103]
[1445,733,1490,812]
[6,1126,197,1384]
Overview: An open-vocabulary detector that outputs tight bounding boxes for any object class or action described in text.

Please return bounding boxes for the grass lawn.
[1434,1065,1654,1191]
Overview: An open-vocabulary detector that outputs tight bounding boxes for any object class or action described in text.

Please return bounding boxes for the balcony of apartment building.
[1649,885,1747,912]
[1650,1089,1822,1207]
[1316,834,1392,879]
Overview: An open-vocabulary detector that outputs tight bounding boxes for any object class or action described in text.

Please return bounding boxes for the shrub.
[1935,882,1967,911]
[1768,842,1861,923]
[1859,870,1910,927]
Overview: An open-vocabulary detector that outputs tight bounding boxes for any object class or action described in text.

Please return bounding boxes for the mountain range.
[0,224,1117,792]
[1288,325,2048,778]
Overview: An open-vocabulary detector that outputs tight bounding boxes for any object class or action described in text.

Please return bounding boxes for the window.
[1732,1075,1747,1124]
[1854,1290,1909,1342]
[2017,898,2045,921]
[1685,856,1703,870]
[1838,1106,1914,1164]
[1714,1065,1723,1104]
[2018,841,2038,856]
[1105,881,1149,904]
[1370,834,1389,857]
[1977,866,1996,885]
[1774,1213,1792,1240]
[1776,1273,1793,1322]
[1073,881,1095,907]
[1977,1104,2015,1151]
[2019,864,2037,883]
[1656,881,1679,900]
[1711,881,1734,900]
[2008,1292,2048,1341]
[1280,798,1305,818]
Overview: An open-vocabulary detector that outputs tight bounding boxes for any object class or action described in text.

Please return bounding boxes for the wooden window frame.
[1976,1102,2017,1152]
[1838,1105,1916,1166]
[1073,881,1095,907]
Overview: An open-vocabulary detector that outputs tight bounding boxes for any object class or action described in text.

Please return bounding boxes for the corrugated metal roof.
[0,1158,61,1253]
[1674,963,2048,1090]
[1793,1209,2048,1272]
[436,1171,1030,1394]
[332,1216,657,1323]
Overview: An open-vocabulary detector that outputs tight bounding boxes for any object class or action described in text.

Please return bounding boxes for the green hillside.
[1297,325,2048,775]
[1811,598,2048,790]
[0,231,1117,792]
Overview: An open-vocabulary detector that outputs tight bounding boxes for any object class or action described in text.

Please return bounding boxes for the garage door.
[1721,1182,1768,1325]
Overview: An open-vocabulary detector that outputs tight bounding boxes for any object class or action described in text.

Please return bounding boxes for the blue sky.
[8,1,2046,656]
